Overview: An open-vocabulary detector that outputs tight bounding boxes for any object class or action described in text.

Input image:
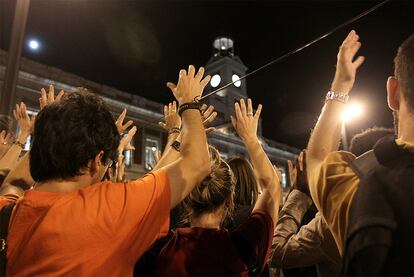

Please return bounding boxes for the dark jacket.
[344,136,414,276]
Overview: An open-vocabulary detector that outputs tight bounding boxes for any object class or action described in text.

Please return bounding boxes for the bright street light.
[341,101,365,151]
[28,39,40,50]
[341,102,364,122]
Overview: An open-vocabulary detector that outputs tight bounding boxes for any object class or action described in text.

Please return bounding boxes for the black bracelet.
[178,102,201,117]
[14,141,25,149]
[171,140,181,152]
[168,127,181,135]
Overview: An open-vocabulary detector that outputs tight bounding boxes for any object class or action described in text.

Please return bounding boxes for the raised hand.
[331,30,365,94]
[288,150,309,195]
[287,159,297,188]
[13,102,35,137]
[166,65,211,104]
[39,84,65,110]
[118,126,137,153]
[200,104,217,133]
[159,101,181,131]
[115,109,133,134]
[231,98,262,143]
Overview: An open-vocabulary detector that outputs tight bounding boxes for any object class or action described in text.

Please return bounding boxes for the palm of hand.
[231,98,262,142]
[167,66,211,104]
[332,30,365,93]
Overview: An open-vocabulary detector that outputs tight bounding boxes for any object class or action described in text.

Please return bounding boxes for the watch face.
[211,74,221,88]
[232,74,241,87]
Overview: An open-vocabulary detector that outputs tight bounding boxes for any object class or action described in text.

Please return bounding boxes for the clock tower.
[203,37,248,126]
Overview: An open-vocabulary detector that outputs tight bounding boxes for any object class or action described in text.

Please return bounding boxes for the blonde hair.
[181,145,235,226]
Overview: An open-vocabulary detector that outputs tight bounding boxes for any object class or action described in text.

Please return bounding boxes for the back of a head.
[30,88,120,182]
[227,156,259,207]
[182,146,235,225]
[349,127,395,156]
[395,33,414,113]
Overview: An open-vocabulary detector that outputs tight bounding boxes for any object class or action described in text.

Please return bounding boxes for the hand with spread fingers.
[159,101,181,132]
[200,104,217,133]
[13,102,35,140]
[166,65,211,104]
[119,126,137,153]
[331,30,365,94]
[115,109,134,134]
[231,98,262,143]
[39,84,65,110]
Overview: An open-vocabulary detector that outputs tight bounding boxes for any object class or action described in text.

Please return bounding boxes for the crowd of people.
[0,30,412,276]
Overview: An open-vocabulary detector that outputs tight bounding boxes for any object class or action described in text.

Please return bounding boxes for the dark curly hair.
[30,88,120,182]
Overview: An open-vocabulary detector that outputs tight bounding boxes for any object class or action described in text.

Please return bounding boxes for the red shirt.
[154,210,273,276]
[1,169,170,276]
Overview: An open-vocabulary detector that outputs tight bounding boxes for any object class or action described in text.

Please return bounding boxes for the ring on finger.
[247,113,253,116]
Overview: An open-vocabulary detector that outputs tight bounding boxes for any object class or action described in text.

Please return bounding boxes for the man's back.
[344,138,414,275]
[5,170,170,276]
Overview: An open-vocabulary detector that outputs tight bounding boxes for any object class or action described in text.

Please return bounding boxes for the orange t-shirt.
[1,169,170,276]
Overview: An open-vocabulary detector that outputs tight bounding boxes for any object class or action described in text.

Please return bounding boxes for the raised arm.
[307,30,364,172]
[155,102,217,170]
[305,31,365,251]
[270,151,335,269]
[163,65,211,208]
[231,98,281,223]
[0,103,33,171]
[154,101,182,170]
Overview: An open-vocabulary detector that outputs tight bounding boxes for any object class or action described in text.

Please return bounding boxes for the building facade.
[0,43,298,189]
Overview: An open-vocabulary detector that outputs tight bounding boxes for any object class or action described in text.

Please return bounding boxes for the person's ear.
[387,76,401,111]
[88,150,105,176]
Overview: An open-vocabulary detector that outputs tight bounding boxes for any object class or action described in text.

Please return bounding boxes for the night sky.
[1,0,413,149]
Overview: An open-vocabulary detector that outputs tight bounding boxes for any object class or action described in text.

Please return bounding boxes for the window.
[278,166,288,190]
[124,150,133,167]
[144,137,160,170]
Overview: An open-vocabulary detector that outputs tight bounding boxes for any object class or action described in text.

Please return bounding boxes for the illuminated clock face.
[211,74,221,88]
[232,74,241,87]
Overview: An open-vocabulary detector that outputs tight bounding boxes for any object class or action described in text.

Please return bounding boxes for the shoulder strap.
[349,150,379,179]
[0,202,16,277]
